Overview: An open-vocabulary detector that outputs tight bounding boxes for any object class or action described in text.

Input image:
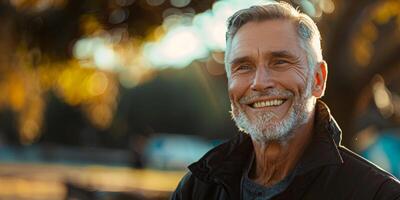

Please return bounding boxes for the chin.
[251,116,297,143]
[232,99,311,144]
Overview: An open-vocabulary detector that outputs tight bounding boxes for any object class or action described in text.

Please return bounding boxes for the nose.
[250,66,275,91]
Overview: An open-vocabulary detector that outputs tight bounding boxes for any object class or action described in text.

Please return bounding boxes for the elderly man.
[171,2,400,200]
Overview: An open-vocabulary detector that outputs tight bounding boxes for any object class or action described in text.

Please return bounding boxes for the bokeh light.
[144,26,208,68]
[143,0,276,68]
[1,0,400,199]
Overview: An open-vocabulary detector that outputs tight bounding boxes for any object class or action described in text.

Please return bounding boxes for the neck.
[249,110,315,187]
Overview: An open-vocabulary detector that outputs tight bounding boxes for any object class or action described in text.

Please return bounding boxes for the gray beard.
[231,79,314,143]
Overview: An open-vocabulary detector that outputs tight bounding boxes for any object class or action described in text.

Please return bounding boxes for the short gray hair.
[224,1,322,77]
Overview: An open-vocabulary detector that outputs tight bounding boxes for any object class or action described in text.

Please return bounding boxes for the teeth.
[252,99,284,108]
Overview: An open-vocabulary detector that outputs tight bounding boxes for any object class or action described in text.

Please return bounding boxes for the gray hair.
[224,1,322,77]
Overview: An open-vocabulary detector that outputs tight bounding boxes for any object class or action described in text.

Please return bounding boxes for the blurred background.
[0,0,399,199]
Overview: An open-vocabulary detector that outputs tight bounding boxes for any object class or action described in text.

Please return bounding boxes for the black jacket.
[171,101,400,200]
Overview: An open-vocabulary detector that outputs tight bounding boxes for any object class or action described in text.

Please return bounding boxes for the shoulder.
[170,172,226,200]
[170,172,196,200]
[337,146,400,198]
[170,172,194,200]
[339,146,394,177]
[338,146,396,179]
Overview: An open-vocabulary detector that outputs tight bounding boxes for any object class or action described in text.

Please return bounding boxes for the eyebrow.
[229,50,298,66]
[269,50,298,59]
[229,56,254,66]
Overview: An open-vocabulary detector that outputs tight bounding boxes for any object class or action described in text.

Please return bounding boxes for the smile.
[250,99,286,108]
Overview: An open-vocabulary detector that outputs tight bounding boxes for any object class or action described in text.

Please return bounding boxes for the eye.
[274,59,290,65]
[237,63,253,71]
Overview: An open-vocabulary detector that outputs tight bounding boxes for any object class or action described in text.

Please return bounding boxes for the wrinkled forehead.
[227,20,302,61]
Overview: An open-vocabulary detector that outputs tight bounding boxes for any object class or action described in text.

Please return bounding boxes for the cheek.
[228,78,250,101]
[274,70,308,94]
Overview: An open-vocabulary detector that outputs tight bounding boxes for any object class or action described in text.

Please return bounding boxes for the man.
[171,2,400,200]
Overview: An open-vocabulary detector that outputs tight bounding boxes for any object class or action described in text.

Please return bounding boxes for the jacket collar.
[188,100,344,195]
[296,100,344,175]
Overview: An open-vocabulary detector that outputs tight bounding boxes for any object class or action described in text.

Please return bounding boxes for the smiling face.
[227,19,318,142]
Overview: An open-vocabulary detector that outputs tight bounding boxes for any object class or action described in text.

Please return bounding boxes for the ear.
[312,61,328,98]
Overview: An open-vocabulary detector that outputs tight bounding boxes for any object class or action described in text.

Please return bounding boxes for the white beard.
[231,78,314,143]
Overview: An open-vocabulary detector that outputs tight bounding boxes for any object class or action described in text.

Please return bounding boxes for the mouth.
[248,98,287,108]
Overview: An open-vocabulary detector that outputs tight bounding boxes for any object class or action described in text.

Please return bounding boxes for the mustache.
[239,89,294,104]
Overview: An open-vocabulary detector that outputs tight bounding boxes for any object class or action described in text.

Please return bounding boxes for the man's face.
[227,20,316,142]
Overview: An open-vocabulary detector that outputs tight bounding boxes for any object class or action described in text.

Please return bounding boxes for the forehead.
[228,20,301,60]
